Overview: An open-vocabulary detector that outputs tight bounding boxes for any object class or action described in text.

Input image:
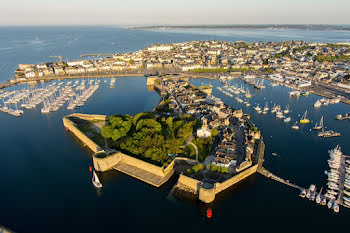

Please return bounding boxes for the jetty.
[258,167,303,191]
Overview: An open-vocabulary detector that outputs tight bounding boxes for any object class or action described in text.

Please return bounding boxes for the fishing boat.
[300,110,310,124]
[313,116,323,130]
[292,122,299,130]
[92,170,102,188]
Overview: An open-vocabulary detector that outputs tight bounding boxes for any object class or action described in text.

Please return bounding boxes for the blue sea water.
[0,26,350,233]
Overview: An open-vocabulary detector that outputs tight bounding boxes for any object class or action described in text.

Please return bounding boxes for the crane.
[50,56,62,63]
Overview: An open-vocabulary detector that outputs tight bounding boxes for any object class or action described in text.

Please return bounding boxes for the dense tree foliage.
[316,54,350,62]
[101,112,206,165]
[101,115,132,141]
[192,163,204,172]
[211,128,218,137]
[264,68,275,73]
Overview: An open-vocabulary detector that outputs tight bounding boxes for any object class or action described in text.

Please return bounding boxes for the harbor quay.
[63,77,266,203]
[2,40,349,104]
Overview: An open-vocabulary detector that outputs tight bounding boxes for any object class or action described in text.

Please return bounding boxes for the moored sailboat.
[300,110,310,124]
[313,116,323,130]
[92,170,102,188]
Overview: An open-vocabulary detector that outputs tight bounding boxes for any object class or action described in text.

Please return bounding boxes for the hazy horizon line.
[0,23,350,27]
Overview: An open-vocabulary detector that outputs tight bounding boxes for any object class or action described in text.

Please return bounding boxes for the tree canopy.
[100,112,209,166]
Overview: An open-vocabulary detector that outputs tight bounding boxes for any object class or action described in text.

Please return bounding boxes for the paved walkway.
[113,163,174,187]
[189,142,199,161]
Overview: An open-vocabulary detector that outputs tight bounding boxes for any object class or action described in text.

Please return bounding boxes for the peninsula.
[63,77,265,203]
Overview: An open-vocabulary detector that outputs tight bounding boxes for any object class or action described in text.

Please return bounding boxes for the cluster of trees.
[322,43,350,49]
[292,46,315,52]
[211,128,218,137]
[187,163,205,175]
[101,115,133,141]
[206,164,229,173]
[316,54,350,62]
[101,112,200,165]
[264,68,275,73]
[186,163,229,175]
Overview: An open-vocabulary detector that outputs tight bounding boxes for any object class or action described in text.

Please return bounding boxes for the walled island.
[63,77,265,203]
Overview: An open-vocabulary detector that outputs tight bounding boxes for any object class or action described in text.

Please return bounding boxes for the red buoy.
[89,166,92,172]
[65,127,69,132]
[206,208,212,218]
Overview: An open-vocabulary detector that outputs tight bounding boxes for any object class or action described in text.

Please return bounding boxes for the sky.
[0,0,349,26]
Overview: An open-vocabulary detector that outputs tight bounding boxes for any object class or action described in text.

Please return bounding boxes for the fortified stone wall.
[93,152,121,172]
[198,164,258,203]
[214,164,258,193]
[63,116,101,153]
[176,174,201,194]
[68,113,108,121]
[118,152,169,177]
[93,151,176,176]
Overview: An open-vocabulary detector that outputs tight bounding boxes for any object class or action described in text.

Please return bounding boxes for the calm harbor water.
[0,26,350,233]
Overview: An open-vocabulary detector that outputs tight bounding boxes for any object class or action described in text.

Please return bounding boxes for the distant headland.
[129,24,350,31]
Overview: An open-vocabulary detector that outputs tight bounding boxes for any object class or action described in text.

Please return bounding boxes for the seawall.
[176,164,258,203]
[93,151,175,187]
[63,113,107,153]
[63,113,175,187]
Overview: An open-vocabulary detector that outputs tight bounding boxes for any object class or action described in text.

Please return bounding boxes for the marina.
[209,77,347,141]
[0,79,101,116]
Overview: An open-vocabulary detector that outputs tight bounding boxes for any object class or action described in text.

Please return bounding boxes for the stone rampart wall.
[93,152,121,172]
[214,164,258,193]
[119,152,167,177]
[68,113,108,121]
[63,116,101,153]
[176,174,201,194]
